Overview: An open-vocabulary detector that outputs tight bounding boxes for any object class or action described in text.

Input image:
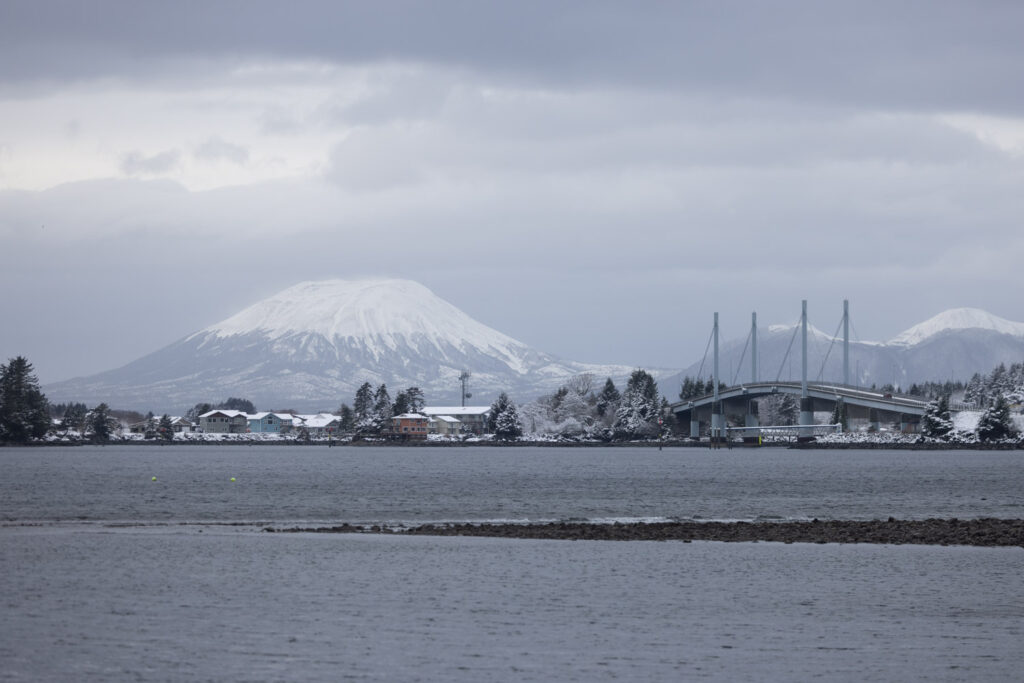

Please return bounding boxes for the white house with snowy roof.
[293,413,342,435]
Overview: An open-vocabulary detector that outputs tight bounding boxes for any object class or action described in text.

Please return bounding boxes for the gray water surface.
[2,446,1022,682]
[2,445,1022,525]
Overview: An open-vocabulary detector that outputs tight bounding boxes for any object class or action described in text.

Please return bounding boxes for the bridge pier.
[799,396,815,442]
[711,401,725,443]
[899,413,920,434]
[743,399,760,444]
[868,407,880,432]
[689,402,699,440]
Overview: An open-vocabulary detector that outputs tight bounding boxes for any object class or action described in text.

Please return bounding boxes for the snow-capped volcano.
[197,279,534,372]
[889,308,1024,346]
[44,279,649,412]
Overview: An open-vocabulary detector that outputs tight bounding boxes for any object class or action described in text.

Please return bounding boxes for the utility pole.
[459,370,471,407]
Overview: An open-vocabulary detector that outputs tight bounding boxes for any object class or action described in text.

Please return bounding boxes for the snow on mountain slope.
[195,279,533,372]
[889,308,1024,346]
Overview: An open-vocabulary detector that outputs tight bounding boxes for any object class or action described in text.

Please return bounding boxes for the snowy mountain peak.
[889,308,1024,346]
[196,278,529,358]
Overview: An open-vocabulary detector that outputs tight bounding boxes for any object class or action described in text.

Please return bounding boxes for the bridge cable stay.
[693,324,715,387]
[815,316,846,383]
[731,326,752,386]
[774,318,802,383]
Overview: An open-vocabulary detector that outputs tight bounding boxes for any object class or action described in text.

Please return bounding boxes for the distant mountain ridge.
[662,307,1024,398]
[43,279,652,413]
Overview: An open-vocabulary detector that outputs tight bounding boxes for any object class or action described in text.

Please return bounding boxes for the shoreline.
[266,518,1024,547]
[10,439,1024,450]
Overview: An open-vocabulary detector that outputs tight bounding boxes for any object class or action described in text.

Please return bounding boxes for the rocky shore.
[266,518,1024,547]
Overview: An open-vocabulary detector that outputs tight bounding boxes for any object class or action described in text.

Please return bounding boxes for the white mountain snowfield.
[888,308,1024,346]
[197,279,536,373]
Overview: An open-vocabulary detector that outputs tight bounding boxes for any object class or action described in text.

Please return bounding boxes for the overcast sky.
[2,1,1023,384]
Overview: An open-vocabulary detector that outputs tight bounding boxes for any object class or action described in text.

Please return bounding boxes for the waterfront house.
[199,410,249,434]
[294,413,341,436]
[421,406,491,434]
[391,413,429,439]
[129,416,194,435]
[247,412,294,434]
[430,414,462,436]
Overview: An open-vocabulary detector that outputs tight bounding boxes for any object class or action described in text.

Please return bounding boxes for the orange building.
[391,413,429,439]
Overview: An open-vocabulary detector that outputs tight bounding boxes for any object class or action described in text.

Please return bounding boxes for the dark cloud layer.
[3,1,1024,113]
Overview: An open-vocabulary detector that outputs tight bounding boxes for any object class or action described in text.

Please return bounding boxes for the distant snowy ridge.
[889,308,1024,346]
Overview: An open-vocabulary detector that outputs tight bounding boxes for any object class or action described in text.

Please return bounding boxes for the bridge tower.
[711,312,724,441]
[744,312,760,442]
[843,299,850,386]
[799,299,815,438]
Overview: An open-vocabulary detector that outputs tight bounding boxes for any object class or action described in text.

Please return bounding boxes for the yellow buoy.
[151,476,157,481]
[230,477,236,482]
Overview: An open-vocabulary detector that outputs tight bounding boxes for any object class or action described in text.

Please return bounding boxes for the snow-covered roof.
[421,406,491,417]
[301,414,340,428]
[247,412,294,421]
[392,413,427,420]
[435,415,461,423]
[199,410,248,418]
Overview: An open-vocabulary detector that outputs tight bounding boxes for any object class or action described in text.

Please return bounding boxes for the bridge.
[669,300,933,441]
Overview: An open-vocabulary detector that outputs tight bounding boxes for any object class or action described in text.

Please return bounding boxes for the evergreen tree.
[337,404,354,432]
[88,403,118,443]
[828,398,848,431]
[372,384,393,432]
[217,397,255,414]
[612,369,660,439]
[353,382,374,421]
[404,386,426,412]
[392,391,411,416]
[596,378,621,418]
[762,393,798,426]
[977,395,1014,442]
[489,392,522,440]
[185,402,213,423]
[921,394,953,438]
[60,403,88,434]
[0,356,51,444]
[158,414,175,442]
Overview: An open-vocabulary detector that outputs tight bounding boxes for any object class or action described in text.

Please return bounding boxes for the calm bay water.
[2,445,1022,681]
[3,445,1023,526]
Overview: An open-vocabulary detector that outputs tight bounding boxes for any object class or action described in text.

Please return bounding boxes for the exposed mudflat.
[269,518,1024,547]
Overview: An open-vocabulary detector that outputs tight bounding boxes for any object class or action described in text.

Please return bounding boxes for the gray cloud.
[2,2,1024,115]
[2,2,1024,388]
[120,149,181,176]
[194,137,249,165]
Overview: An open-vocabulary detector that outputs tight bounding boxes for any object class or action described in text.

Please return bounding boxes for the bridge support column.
[868,407,880,432]
[744,399,760,444]
[799,397,815,442]
[711,401,725,443]
[899,413,920,434]
[690,412,700,440]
